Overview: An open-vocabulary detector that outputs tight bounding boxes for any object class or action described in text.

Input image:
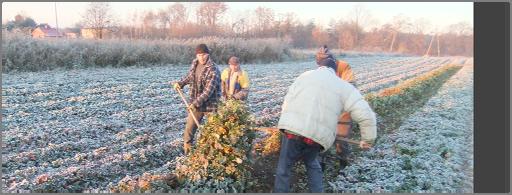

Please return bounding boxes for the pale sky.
[2,2,473,33]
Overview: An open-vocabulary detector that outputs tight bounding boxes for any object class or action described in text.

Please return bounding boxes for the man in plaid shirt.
[172,44,221,154]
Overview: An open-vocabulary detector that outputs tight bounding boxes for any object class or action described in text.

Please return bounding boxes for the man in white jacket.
[273,58,377,193]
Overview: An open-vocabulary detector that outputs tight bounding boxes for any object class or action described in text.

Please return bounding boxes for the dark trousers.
[336,122,353,160]
[273,135,323,192]
[336,139,352,159]
[183,110,205,145]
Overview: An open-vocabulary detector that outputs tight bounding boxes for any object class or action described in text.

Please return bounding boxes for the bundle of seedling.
[108,100,257,193]
[173,100,257,193]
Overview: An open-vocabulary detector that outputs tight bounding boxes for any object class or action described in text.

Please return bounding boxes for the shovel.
[254,127,361,146]
[175,86,201,128]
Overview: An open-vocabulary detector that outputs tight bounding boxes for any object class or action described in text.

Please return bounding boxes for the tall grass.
[2,33,301,73]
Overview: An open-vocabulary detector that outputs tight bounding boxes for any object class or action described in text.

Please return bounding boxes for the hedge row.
[2,33,302,73]
[363,64,463,133]
[256,64,463,192]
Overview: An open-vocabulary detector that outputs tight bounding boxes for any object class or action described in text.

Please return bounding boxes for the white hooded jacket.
[277,66,377,152]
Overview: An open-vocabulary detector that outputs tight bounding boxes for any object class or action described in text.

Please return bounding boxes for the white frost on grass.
[329,64,473,193]
[1,56,466,192]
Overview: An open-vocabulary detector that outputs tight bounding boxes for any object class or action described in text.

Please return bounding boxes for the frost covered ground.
[328,64,474,193]
[2,56,467,192]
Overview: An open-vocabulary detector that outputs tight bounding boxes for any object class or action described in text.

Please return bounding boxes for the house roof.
[35,25,62,37]
[41,28,61,37]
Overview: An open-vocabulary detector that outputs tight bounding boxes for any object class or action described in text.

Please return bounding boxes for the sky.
[2,2,473,32]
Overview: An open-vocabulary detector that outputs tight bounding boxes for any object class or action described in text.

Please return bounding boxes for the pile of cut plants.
[109,100,257,193]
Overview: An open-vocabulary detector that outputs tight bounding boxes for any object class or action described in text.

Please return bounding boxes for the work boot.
[183,143,191,155]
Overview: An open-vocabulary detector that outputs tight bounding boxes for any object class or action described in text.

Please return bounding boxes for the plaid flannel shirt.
[177,58,221,112]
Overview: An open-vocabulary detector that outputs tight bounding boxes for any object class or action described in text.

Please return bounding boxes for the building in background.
[31,24,62,38]
[80,28,111,39]
[64,32,78,38]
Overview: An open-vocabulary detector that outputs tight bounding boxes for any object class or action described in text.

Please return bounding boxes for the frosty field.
[329,64,474,193]
[1,56,473,192]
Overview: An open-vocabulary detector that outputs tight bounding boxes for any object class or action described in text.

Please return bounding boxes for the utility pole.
[437,34,441,57]
[54,2,59,35]
[389,30,397,53]
[424,33,435,57]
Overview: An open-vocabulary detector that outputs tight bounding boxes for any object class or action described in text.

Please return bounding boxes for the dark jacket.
[177,58,221,112]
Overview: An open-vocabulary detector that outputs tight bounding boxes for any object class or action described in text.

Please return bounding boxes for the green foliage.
[255,64,463,192]
[174,100,256,192]
[397,174,419,192]
[397,146,418,157]
[363,64,463,133]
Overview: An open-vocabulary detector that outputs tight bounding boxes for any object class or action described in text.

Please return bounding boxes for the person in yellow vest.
[316,45,356,170]
[221,56,250,101]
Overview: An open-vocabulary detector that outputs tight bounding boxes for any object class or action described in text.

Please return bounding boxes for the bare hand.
[187,104,196,112]
[359,141,372,149]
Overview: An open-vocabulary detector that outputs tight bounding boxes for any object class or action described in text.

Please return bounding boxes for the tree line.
[3,2,473,56]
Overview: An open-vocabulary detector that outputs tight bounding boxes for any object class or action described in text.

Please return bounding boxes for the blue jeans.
[273,134,323,192]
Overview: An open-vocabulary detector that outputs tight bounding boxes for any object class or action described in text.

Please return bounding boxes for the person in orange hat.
[316,45,356,169]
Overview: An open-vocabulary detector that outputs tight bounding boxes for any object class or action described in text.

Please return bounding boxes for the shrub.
[2,33,297,73]
[362,64,463,133]
[173,100,256,192]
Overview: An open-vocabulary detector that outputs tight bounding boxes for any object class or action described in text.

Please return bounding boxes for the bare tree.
[254,6,274,37]
[157,9,170,31]
[142,11,157,39]
[81,2,117,39]
[231,18,247,38]
[167,3,188,38]
[447,21,473,36]
[157,4,187,39]
[126,11,139,39]
[271,12,297,39]
[171,3,188,26]
[348,4,371,48]
[312,26,329,46]
[388,14,411,52]
[336,21,356,50]
[411,17,431,34]
[196,2,228,34]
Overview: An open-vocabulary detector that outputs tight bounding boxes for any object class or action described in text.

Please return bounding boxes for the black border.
[474,2,510,193]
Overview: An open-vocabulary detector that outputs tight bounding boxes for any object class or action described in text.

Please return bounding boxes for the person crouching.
[273,57,377,193]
